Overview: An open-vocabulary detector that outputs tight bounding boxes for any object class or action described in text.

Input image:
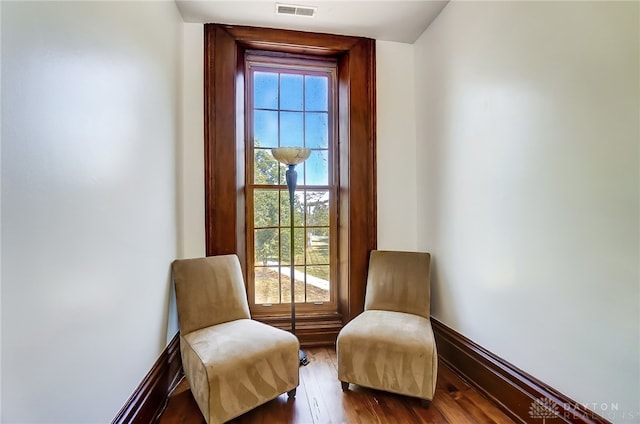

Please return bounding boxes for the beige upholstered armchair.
[336,250,438,405]
[172,255,300,424]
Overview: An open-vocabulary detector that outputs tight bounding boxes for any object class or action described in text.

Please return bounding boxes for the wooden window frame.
[204,24,376,341]
[245,56,338,316]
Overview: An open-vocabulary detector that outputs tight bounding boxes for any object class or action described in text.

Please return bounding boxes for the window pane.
[254,190,279,227]
[305,191,329,226]
[293,190,304,226]
[254,149,279,184]
[281,74,303,111]
[305,112,328,148]
[280,188,304,226]
[254,71,278,109]
[278,162,287,185]
[294,229,305,264]
[306,229,329,264]
[305,75,328,111]
[248,61,336,310]
[277,266,299,303]
[282,225,305,269]
[306,265,330,302]
[254,110,278,148]
[280,111,303,147]
[305,150,328,185]
[294,266,305,302]
[280,228,290,266]
[255,228,279,266]
[254,266,281,304]
[280,189,290,226]
[279,266,292,304]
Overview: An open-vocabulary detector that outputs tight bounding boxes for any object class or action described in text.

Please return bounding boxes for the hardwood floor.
[157,347,517,424]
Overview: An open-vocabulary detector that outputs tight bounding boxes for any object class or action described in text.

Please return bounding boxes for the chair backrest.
[172,255,251,335]
[363,250,431,319]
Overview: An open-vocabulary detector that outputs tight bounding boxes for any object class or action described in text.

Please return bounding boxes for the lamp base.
[299,349,309,367]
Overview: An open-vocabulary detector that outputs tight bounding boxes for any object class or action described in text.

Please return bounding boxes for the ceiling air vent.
[276,3,317,17]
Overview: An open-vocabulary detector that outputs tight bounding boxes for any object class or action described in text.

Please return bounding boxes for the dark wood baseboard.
[431,318,610,424]
[112,333,183,424]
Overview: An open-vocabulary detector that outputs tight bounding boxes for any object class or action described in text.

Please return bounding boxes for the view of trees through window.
[248,60,335,309]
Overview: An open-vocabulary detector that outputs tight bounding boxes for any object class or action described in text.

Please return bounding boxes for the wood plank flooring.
[157,347,517,424]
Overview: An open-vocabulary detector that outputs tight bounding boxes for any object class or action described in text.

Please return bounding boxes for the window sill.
[254,312,343,347]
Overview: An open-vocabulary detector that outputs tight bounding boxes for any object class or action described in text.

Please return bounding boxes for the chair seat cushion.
[337,310,437,400]
[181,319,299,423]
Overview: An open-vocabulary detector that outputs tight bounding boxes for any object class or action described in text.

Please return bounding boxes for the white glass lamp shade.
[271,147,311,165]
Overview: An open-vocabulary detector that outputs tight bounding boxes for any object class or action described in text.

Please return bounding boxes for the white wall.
[376,40,419,251]
[1,1,183,422]
[178,23,205,260]
[165,22,206,343]
[415,1,639,421]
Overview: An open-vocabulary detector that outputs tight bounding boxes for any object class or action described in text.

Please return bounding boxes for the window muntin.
[247,56,337,314]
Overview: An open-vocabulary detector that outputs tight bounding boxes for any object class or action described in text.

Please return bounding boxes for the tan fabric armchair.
[172,255,299,424]
[336,250,438,405]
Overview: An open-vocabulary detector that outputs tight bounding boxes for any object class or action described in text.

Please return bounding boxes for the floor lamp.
[271,146,311,367]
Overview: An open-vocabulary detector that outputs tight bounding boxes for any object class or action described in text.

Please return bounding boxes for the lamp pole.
[285,163,297,334]
[271,147,311,366]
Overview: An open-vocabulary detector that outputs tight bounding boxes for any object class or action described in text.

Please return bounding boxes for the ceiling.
[175,1,449,44]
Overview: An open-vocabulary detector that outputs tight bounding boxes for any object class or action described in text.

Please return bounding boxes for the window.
[204,24,376,343]
[246,55,337,314]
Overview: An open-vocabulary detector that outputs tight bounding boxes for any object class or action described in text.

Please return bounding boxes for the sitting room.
[1,1,638,423]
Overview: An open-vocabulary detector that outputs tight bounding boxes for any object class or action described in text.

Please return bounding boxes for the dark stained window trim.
[204,24,376,326]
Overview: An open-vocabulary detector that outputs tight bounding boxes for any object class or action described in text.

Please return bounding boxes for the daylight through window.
[246,54,337,314]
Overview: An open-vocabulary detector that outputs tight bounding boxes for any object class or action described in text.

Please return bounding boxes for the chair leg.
[421,399,431,408]
[341,381,349,391]
[287,388,296,398]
